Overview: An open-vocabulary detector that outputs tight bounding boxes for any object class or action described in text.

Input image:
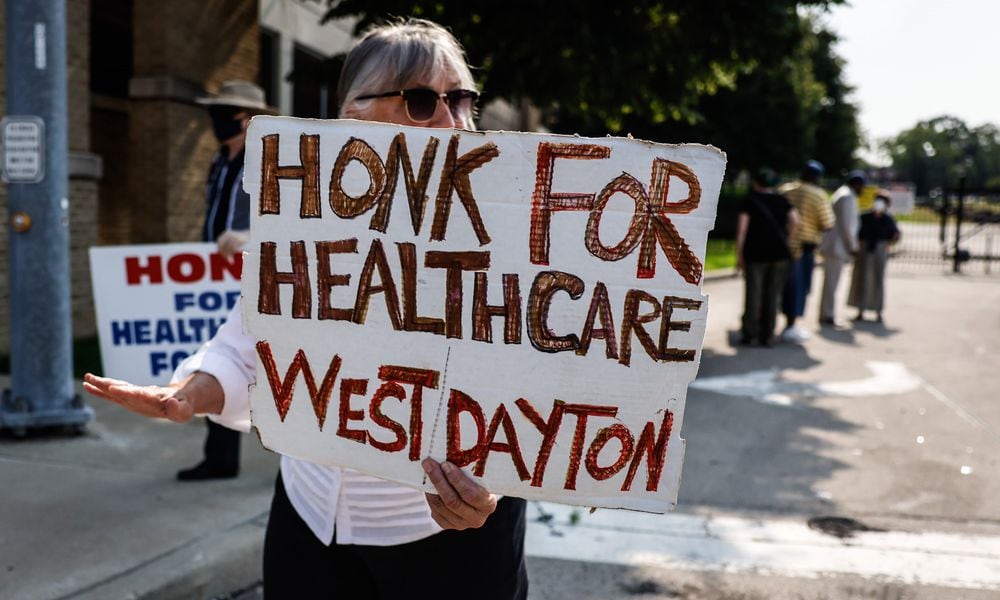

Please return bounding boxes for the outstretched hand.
[422,458,497,530]
[83,373,196,422]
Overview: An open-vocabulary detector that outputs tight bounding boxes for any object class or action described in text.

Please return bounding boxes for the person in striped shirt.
[777,161,834,343]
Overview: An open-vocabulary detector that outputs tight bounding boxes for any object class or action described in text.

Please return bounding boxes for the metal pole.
[986,232,993,276]
[952,176,966,274]
[938,189,948,245]
[1,0,92,434]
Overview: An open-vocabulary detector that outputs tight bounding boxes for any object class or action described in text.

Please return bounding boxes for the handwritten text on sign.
[243,118,725,512]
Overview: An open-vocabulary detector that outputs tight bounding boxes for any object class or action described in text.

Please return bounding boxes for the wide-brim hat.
[196,79,278,115]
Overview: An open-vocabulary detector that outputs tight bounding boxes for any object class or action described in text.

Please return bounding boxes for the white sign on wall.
[243,117,726,512]
[90,243,243,385]
[1,116,44,183]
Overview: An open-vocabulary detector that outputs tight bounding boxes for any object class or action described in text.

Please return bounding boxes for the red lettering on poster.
[473,403,531,481]
[337,378,369,444]
[621,409,675,492]
[446,389,487,468]
[378,365,439,461]
[255,341,341,429]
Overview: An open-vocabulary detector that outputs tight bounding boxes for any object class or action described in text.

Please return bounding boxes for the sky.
[823,0,998,150]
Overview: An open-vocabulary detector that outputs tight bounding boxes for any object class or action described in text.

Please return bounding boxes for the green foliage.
[669,15,859,175]
[322,1,857,172]
[885,116,1000,195]
[705,238,737,272]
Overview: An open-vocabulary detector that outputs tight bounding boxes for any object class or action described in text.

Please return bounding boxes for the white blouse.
[173,302,441,546]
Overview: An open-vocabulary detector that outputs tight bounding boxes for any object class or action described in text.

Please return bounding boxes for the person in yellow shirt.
[777,160,834,343]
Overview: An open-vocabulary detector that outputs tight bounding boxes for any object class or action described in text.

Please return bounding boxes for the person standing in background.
[819,170,864,327]
[177,80,275,481]
[848,192,900,322]
[736,169,799,346]
[778,160,834,343]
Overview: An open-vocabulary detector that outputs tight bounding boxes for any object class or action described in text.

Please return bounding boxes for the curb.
[71,512,267,600]
[704,268,738,281]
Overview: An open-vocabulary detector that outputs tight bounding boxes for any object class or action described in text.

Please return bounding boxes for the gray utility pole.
[1,0,92,434]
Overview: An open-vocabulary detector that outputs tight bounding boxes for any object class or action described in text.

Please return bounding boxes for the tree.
[322,1,858,174]
[669,16,859,176]
[885,116,1000,195]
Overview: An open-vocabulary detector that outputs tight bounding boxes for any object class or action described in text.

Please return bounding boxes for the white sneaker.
[781,326,811,343]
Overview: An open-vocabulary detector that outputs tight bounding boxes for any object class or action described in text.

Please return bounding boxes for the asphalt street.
[1,267,997,600]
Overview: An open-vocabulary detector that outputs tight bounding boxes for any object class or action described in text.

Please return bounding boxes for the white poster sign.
[243,117,726,512]
[90,243,242,385]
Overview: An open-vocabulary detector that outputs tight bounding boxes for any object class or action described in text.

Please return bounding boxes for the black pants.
[203,418,240,471]
[743,259,789,343]
[263,473,528,599]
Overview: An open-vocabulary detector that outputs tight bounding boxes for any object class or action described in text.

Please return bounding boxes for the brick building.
[0,0,355,354]
[0,0,533,357]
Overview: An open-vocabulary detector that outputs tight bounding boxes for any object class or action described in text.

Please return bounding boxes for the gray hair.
[337,19,477,127]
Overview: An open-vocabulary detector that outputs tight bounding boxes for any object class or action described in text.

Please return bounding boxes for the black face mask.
[211,114,244,142]
[209,106,245,142]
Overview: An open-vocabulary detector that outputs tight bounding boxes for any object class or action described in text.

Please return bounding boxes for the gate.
[891,182,1000,275]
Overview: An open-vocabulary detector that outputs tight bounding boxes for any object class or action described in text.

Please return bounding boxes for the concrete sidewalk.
[1,268,997,600]
[0,385,279,600]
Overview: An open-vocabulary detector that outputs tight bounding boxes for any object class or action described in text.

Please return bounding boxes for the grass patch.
[705,238,737,271]
[895,206,941,224]
[0,336,103,378]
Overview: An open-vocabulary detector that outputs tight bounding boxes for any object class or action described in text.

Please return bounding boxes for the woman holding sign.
[84,19,527,599]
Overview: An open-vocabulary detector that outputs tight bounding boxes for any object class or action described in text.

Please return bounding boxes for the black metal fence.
[890,185,1000,275]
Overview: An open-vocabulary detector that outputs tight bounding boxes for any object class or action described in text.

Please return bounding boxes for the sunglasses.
[356,88,479,123]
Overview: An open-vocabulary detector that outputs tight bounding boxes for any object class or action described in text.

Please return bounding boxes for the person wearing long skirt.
[849,193,900,322]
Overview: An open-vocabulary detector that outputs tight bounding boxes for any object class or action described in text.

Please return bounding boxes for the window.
[259,28,280,108]
[90,0,133,98]
[291,44,337,118]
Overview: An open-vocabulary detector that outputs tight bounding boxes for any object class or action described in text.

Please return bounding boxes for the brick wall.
[68,0,97,341]
[70,180,98,339]
[0,0,262,355]
[127,0,260,244]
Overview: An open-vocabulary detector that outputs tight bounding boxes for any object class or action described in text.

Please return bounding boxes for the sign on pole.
[243,117,726,512]
[90,243,243,385]
[1,116,45,183]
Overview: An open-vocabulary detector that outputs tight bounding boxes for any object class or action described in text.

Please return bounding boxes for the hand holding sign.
[422,458,498,530]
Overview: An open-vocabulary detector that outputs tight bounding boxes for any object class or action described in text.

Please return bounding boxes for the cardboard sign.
[90,243,243,384]
[243,117,725,512]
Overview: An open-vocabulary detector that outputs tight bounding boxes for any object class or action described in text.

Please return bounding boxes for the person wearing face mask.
[175,81,277,481]
[848,192,900,322]
[83,20,528,599]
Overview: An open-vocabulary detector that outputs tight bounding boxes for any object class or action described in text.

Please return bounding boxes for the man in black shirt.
[178,80,274,481]
[735,169,799,346]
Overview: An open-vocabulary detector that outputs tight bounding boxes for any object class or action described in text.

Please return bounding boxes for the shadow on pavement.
[816,325,858,345]
[679,345,857,516]
[851,319,901,338]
